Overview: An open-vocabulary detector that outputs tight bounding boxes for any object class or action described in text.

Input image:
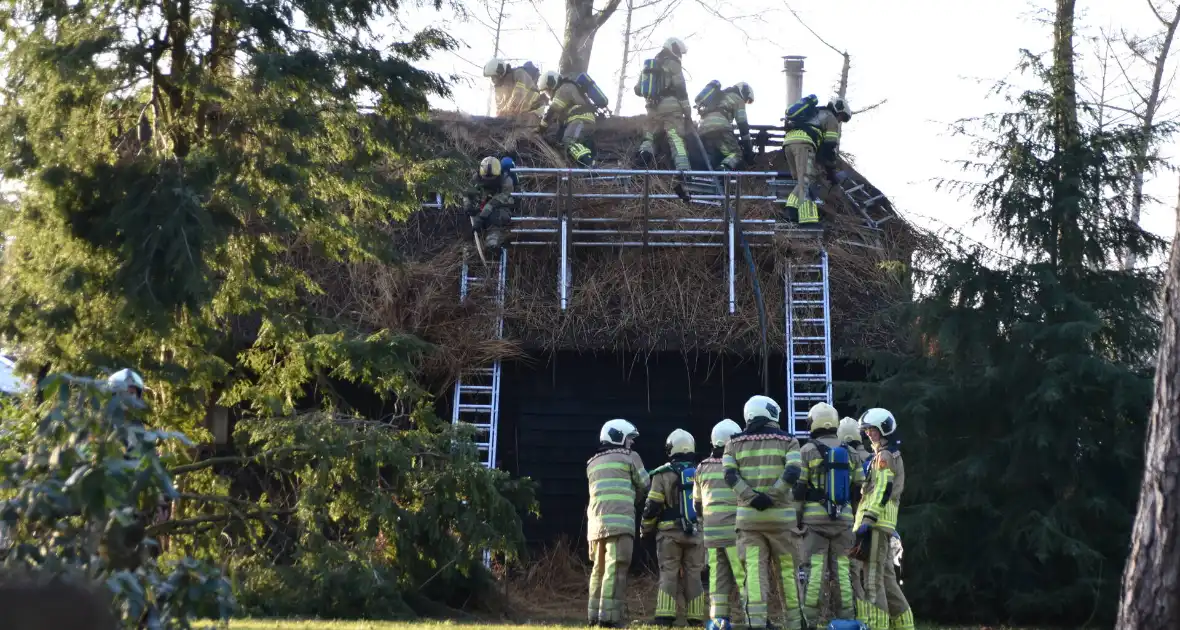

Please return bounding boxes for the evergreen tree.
[849,3,1170,624]
[0,0,457,429]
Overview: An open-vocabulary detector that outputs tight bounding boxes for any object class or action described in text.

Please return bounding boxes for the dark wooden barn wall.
[493,350,869,548]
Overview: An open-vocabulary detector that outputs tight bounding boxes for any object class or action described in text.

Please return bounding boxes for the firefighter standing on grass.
[837,416,872,605]
[692,419,746,630]
[586,419,649,628]
[852,409,914,630]
[643,429,707,627]
[796,403,864,626]
[722,395,805,630]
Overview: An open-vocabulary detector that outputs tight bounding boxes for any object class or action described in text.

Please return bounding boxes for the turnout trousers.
[783,141,819,224]
[588,534,634,624]
[737,529,803,629]
[561,113,597,168]
[801,521,855,623]
[640,97,691,171]
[707,546,746,620]
[856,531,913,630]
[655,529,707,622]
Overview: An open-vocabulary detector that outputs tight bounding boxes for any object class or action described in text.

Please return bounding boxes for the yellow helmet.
[666,428,696,456]
[808,402,839,431]
[837,417,861,444]
[478,156,502,179]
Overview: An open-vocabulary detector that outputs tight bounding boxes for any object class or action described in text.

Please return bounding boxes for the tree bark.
[1113,174,1180,630]
[1051,0,1081,271]
[1116,176,1180,628]
[560,0,624,76]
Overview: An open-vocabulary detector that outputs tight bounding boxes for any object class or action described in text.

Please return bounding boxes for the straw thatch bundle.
[316,111,919,382]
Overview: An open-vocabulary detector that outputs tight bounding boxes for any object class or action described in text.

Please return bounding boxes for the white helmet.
[836,417,861,444]
[666,428,695,455]
[663,37,687,58]
[808,402,839,431]
[483,58,509,79]
[107,368,145,397]
[742,395,781,426]
[828,95,851,120]
[710,419,742,447]
[734,82,754,104]
[541,70,561,93]
[859,408,897,437]
[600,418,639,446]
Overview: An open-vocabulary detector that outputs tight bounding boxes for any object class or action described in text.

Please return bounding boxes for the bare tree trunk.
[837,51,850,99]
[1050,0,1081,270]
[486,0,509,116]
[560,0,624,75]
[1116,176,1180,629]
[1124,1,1180,270]
[613,0,634,115]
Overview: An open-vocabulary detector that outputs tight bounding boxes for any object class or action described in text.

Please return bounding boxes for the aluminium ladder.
[450,247,508,469]
[785,249,833,437]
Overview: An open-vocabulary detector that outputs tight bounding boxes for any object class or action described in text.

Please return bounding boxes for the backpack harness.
[805,442,853,519]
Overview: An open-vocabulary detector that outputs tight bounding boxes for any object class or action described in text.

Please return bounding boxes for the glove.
[462,198,477,216]
[749,492,773,511]
[470,215,485,232]
[855,523,872,538]
[792,481,807,501]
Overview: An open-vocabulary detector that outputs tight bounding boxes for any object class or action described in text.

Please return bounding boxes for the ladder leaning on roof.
[785,249,833,438]
[450,240,509,471]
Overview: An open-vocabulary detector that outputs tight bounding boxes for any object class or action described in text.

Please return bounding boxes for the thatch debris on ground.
[318,111,924,386]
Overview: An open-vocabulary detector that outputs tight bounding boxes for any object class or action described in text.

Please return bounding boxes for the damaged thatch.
[316,111,921,384]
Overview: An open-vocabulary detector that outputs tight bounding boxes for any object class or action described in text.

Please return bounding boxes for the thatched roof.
[322,111,917,382]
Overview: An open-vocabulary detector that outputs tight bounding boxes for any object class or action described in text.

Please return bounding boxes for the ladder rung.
[460,385,494,392]
[792,300,824,305]
[843,183,867,195]
[794,375,829,382]
[791,282,824,288]
[799,318,825,323]
[864,194,887,206]
[458,404,493,412]
[793,393,828,400]
[792,337,826,342]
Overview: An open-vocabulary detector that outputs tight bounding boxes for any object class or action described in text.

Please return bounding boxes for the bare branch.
[854,98,888,115]
[780,0,843,56]
[593,0,625,28]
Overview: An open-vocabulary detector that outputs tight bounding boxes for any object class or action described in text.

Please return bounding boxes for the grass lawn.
[221,621,1023,630]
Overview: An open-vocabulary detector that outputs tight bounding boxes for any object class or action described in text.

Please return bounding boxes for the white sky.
[400,0,1180,255]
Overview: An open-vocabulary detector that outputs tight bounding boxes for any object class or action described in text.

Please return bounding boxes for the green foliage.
[846,51,1169,625]
[169,409,538,619]
[0,374,233,629]
[0,0,459,435]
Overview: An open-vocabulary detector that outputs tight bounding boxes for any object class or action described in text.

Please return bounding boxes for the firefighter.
[852,408,913,630]
[692,419,745,630]
[796,403,865,627]
[642,429,706,626]
[722,395,804,630]
[697,82,755,170]
[483,58,547,121]
[782,95,851,224]
[539,71,596,168]
[837,416,872,604]
[463,156,515,249]
[587,419,649,628]
[636,37,692,171]
[106,368,145,399]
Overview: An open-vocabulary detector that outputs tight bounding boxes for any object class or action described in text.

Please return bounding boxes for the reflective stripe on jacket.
[721,425,802,531]
[692,458,737,548]
[587,448,649,541]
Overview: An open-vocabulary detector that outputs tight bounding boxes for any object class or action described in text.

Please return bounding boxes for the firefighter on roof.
[796,403,865,626]
[692,419,745,630]
[643,429,707,626]
[636,38,692,172]
[696,82,755,170]
[722,395,805,630]
[483,58,547,122]
[782,95,851,224]
[464,156,515,250]
[586,419,649,628]
[539,70,598,168]
[852,408,913,630]
[837,415,872,605]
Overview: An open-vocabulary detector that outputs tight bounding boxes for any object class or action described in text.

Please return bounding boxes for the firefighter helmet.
[837,417,861,444]
[710,419,742,447]
[742,395,781,426]
[828,96,852,121]
[860,407,897,436]
[478,156,502,179]
[666,428,695,456]
[541,70,561,93]
[483,58,509,79]
[107,368,145,398]
[600,418,639,446]
[663,37,687,58]
[735,82,754,104]
[808,402,839,431]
